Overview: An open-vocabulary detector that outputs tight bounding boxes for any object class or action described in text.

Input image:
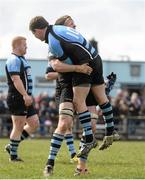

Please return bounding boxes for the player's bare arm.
[11,75,33,106]
[50,59,92,75]
[45,72,58,80]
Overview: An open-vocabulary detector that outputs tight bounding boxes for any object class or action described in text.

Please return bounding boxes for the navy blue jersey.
[5,54,33,96]
[45,25,98,65]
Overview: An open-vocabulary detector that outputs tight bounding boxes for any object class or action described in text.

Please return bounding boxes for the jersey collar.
[11,53,25,59]
[45,25,52,44]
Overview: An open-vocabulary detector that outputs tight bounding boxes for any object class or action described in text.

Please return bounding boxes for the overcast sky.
[0,0,144,61]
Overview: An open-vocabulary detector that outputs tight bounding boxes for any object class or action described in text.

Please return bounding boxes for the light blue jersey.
[45,25,97,65]
[5,54,33,95]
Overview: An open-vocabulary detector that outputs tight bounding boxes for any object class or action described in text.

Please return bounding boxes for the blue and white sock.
[47,133,64,166]
[65,134,76,158]
[100,102,114,136]
[10,139,20,160]
[78,110,93,143]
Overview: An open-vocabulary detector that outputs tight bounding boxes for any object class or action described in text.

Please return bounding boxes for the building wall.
[1,58,145,96]
[0,59,56,96]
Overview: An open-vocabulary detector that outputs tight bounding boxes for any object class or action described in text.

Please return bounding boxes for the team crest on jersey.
[26,67,31,75]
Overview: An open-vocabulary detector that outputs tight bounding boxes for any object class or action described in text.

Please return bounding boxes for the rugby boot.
[43,165,53,177]
[74,168,88,176]
[98,135,113,150]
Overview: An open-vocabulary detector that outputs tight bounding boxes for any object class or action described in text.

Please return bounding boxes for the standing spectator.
[128,92,141,134]
[129,92,141,116]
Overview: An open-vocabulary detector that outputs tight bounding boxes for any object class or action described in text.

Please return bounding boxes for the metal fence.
[1,114,145,140]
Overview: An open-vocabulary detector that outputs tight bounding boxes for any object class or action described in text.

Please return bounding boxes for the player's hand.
[75,64,93,75]
[23,94,33,106]
[107,72,117,81]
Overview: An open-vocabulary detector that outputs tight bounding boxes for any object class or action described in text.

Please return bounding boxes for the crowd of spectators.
[0,89,145,137]
[91,89,145,122]
[0,91,11,137]
[111,89,145,135]
[34,92,58,137]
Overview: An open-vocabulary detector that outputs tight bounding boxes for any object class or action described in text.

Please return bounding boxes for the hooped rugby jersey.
[45,25,98,65]
[5,54,33,96]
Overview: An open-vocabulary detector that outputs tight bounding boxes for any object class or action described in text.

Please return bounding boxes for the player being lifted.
[29,16,119,176]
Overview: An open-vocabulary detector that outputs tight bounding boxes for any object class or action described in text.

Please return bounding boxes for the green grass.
[0,139,145,179]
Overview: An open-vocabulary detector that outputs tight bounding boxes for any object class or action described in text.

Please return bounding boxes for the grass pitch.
[0,139,145,179]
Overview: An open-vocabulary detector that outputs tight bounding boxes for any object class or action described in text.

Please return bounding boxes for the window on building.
[0,76,7,87]
[35,76,56,87]
[130,64,141,77]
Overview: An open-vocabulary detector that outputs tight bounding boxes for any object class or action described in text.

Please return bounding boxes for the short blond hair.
[11,36,26,49]
[55,15,72,25]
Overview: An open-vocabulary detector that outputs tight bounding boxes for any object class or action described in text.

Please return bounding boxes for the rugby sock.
[21,130,29,141]
[64,134,76,158]
[10,139,20,160]
[47,133,64,166]
[78,110,93,143]
[79,155,88,162]
[99,102,114,136]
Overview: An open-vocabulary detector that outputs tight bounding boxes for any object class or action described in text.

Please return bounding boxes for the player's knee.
[58,109,73,133]
[57,120,68,133]
[59,108,74,121]
[59,107,74,115]
[33,118,40,129]
[59,109,73,125]
[28,118,40,131]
